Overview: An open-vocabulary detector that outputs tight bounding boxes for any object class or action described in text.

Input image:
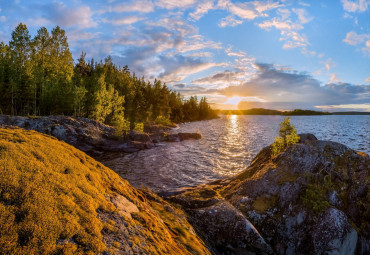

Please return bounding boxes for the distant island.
[220,108,370,115]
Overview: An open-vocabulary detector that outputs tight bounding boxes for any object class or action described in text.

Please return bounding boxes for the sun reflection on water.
[216,114,247,175]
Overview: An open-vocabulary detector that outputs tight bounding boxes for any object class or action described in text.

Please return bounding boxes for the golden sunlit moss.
[252,195,278,214]
[0,127,210,254]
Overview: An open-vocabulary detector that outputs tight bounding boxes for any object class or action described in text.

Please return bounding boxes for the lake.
[101,115,370,192]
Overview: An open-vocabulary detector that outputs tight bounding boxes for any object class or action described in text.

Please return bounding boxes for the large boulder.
[0,115,117,153]
[173,134,369,254]
[171,187,273,254]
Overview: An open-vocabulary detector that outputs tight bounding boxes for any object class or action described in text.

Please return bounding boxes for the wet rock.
[178,132,202,140]
[166,132,202,142]
[166,133,181,142]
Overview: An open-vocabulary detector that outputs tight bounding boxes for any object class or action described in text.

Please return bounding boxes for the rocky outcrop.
[0,127,211,254]
[172,134,369,255]
[0,115,202,154]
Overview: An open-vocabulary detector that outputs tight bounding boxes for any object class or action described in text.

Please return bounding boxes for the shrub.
[272,117,300,156]
[301,184,330,213]
[134,122,144,132]
[154,115,173,126]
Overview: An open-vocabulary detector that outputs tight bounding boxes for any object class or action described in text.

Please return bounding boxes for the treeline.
[0,23,217,133]
[221,108,331,115]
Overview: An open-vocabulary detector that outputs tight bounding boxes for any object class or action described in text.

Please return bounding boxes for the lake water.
[101,115,370,192]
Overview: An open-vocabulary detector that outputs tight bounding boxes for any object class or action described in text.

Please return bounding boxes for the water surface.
[101,115,370,192]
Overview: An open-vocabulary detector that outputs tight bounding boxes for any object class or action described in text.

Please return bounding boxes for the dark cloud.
[173,83,186,88]
[192,70,241,85]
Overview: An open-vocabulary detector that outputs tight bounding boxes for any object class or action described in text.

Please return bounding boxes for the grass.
[0,127,210,254]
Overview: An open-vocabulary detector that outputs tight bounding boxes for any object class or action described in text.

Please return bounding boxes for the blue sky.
[0,0,369,111]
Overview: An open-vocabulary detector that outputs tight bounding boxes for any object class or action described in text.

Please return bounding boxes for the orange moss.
[0,128,210,254]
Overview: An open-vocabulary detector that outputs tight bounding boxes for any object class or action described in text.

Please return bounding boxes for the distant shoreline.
[218,108,370,116]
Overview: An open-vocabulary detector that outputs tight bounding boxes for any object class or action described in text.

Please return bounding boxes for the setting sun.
[224,96,243,106]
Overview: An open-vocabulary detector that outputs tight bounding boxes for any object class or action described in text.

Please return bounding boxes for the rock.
[174,137,369,254]
[0,127,211,255]
[0,115,156,154]
[166,132,202,142]
[0,115,117,153]
[166,133,181,142]
[128,130,152,143]
[312,208,357,255]
[178,132,202,140]
[298,133,318,143]
[170,187,273,254]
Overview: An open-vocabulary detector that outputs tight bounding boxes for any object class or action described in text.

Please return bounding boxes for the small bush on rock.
[272,117,300,156]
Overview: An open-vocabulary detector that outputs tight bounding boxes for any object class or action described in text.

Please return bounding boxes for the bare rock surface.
[0,115,202,154]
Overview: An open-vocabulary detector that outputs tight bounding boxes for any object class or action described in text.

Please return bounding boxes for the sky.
[0,0,369,111]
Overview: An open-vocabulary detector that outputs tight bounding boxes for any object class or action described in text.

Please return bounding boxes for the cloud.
[40,2,97,28]
[341,0,369,12]
[0,16,6,22]
[325,58,336,71]
[105,15,223,83]
[259,18,303,31]
[155,0,197,9]
[219,15,243,27]
[216,63,370,109]
[277,9,290,20]
[192,71,242,85]
[343,31,370,56]
[343,31,370,45]
[102,16,146,26]
[258,18,308,49]
[225,46,247,57]
[292,8,313,24]
[189,0,214,20]
[173,83,186,88]
[67,30,97,42]
[157,55,220,82]
[218,0,281,21]
[316,103,370,111]
[329,73,340,84]
[366,77,370,82]
[100,0,155,13]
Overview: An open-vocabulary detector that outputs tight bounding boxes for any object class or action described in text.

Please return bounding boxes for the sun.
[224,96,243,106]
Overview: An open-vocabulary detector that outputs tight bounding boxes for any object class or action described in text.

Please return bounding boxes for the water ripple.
[101,115,370,192]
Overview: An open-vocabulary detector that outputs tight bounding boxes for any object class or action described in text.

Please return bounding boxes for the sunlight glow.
[224,96,243,106]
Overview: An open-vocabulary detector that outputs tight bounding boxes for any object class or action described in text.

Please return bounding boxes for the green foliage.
[154,115,173,126]
[301,184,330,214]
[271,117,300,156]
[0,23,218,131]
[134,122,144,133]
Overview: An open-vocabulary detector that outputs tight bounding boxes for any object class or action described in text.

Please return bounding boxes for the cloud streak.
[215,63,370,110]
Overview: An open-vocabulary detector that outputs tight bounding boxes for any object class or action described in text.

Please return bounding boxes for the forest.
[0,23,218,134]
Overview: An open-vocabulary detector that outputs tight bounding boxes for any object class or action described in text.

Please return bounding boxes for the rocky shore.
[169,134,370,254]
[0,115,202,155]
[0,115,368,254]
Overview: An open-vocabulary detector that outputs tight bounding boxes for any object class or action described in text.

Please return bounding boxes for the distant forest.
[222,108,370,115]
[0,23,218,133]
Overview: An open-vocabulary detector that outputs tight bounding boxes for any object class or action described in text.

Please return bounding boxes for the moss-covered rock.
[0,127,210,255]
